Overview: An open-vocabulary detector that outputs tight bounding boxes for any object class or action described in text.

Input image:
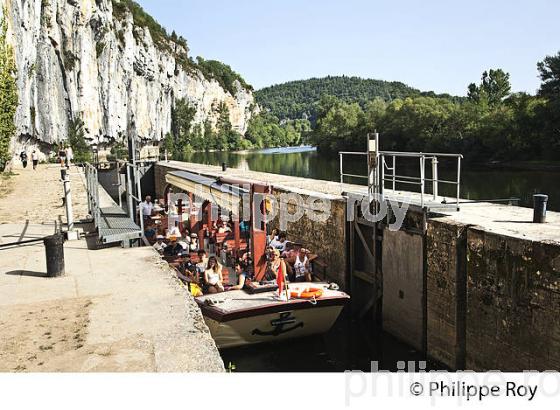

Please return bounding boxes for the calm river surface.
[184,147,559,371]
[184,147,560,211]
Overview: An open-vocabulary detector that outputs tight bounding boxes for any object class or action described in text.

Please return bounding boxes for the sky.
[136,0,560,95]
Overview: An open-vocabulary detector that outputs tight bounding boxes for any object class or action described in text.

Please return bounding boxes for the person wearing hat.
[164,236,183,257]
[189,233,199,252]
[153,235,167,255]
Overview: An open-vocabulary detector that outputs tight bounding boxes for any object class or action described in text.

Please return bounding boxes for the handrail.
[339,148,463,210]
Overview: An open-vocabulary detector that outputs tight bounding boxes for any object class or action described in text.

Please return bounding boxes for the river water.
[183,147,558,371]
[183,147,559,211]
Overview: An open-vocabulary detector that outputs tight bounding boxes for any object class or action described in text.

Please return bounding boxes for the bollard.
[222,162,227,172]
[44,234,65,277]
[533,194,548,223]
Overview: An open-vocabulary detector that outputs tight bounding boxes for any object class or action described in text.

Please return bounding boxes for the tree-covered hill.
[255,76,463,121]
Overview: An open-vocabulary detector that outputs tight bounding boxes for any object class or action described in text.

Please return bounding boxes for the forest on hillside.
[255,76,464,122]
[250,54,560,163]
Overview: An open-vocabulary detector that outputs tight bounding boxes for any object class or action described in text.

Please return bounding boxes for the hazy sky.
[136,0,560,95]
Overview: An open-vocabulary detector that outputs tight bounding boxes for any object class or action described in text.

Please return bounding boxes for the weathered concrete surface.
[0,165,224,372]
[426,219,467,370]
[466,228,560,371]
[0,224,224,372]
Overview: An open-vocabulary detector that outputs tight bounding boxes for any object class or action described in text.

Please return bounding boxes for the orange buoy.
[290,287,323,300]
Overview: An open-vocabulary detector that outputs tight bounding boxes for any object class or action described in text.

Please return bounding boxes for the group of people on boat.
[140,195,317,297]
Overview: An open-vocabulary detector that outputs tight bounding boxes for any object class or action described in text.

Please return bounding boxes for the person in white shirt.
[140,196,154,218]
[167,220,182,239]
[65,146,74,168]
[31,151,39,170]
[153,235,167,254]
[270,232,288,253]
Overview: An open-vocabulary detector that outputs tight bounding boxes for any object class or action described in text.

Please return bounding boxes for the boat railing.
[339,150,463,210]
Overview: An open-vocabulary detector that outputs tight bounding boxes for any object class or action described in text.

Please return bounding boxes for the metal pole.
[136,164,144,233]
[95,168,100,224]
[126,165,134,218]
[392,156,396,192]
[339,153,344,184]
[380,154,385,199]
[63,172,74,231]
[420,156,425,208]
[456,157,462,210]
[432,157,439,200]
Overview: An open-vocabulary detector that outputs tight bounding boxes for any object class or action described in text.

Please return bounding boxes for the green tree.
[467,69,511,108]
[68,118,92,163]
[0,8,18,170]
[166,98,197,158]
[537,51,560,98]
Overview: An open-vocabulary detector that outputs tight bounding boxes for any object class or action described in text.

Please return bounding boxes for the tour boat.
[196,283,350,349]
[165,170,351,348]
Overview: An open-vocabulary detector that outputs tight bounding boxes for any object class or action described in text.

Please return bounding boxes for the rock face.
[3,0,256,155]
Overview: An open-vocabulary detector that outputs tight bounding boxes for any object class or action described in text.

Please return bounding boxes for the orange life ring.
[290,287,323,300]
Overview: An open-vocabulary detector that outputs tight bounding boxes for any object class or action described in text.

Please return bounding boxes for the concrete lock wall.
[382,229,425,352]
[426,219,467,370]
[269,186,348,288]
[466,228,560,371]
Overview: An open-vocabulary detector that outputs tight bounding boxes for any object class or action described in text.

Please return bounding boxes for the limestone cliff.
[3,0,256,155]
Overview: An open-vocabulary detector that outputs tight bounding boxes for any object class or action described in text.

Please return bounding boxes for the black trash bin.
[44,234,65,277]
[533,194,548,224]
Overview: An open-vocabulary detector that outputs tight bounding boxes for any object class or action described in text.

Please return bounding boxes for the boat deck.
[196,283,350,322]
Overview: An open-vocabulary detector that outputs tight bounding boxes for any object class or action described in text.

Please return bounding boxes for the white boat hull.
[204,305,345,349]
[196,284,350,349]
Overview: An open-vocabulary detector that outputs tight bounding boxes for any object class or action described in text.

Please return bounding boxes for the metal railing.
[339,150,463,209]
[85,163,101,227]
[125,162,145,234]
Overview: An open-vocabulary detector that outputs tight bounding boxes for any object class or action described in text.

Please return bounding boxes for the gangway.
[85,163,143,246]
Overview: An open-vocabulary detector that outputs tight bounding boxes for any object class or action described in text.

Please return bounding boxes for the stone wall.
[426,219,467,370]
[466,228,560,371]
[269,186,348,288]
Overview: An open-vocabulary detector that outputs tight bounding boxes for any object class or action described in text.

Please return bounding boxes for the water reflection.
[184,147,559,211]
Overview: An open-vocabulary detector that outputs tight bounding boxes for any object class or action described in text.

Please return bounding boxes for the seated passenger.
[180,253,200,284]
[153,235,167,254]
[238,251,252,269]
[144,224,157,241]
[293,248,313,282]
[197,250,209,275]
[267,228,279,246]
[164,236,183,257]
[229,262,254,291]
[189,233,199,252]
[217,220,231,234]
[167,221,182,239]
[270,248,288,282]
[270,232,288,253]
[204,256,224,294]
[179,253,203,297]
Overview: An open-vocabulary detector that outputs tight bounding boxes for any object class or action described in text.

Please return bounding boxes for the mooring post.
[44,233,65,277]
[533,194,548,223]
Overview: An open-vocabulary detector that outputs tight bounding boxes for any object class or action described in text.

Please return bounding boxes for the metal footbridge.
[85,164,143,245]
